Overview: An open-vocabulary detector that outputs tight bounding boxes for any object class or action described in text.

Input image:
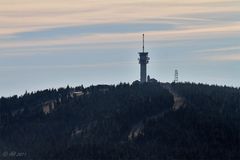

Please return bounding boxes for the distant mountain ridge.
[0,82,239,160]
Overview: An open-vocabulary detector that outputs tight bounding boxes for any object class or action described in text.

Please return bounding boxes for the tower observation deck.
[138,34,150,83]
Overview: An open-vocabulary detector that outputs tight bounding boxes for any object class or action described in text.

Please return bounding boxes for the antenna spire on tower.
[143,34,145,52]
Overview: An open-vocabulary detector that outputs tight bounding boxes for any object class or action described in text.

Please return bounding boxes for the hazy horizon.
[0,0,240,97]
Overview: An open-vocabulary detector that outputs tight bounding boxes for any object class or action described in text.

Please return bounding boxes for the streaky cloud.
[10,22,175,40]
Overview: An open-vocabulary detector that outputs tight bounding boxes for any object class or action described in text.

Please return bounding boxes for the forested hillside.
[0,82,239,159]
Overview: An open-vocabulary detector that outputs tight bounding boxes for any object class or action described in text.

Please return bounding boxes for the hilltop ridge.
[0,82,240,159]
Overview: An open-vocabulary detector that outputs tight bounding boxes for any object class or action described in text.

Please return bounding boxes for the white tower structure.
[174,69,179,83]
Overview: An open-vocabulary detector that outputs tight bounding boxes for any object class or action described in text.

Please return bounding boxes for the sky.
[0,0,240,97]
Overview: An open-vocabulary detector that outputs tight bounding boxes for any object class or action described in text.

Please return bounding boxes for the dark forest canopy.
[0,82,240,160]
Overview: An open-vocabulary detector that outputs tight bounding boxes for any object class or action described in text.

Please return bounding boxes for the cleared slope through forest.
[161,83,186,111]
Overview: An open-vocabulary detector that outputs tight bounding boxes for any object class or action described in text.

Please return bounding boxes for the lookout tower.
[138,34,150,83]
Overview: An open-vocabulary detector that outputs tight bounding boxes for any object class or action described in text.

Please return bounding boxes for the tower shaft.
[140,62,147,82]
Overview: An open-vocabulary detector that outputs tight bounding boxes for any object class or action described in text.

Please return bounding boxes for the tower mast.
[138,34,150,83]
[174,69,179,83]
[143,34,145,53]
